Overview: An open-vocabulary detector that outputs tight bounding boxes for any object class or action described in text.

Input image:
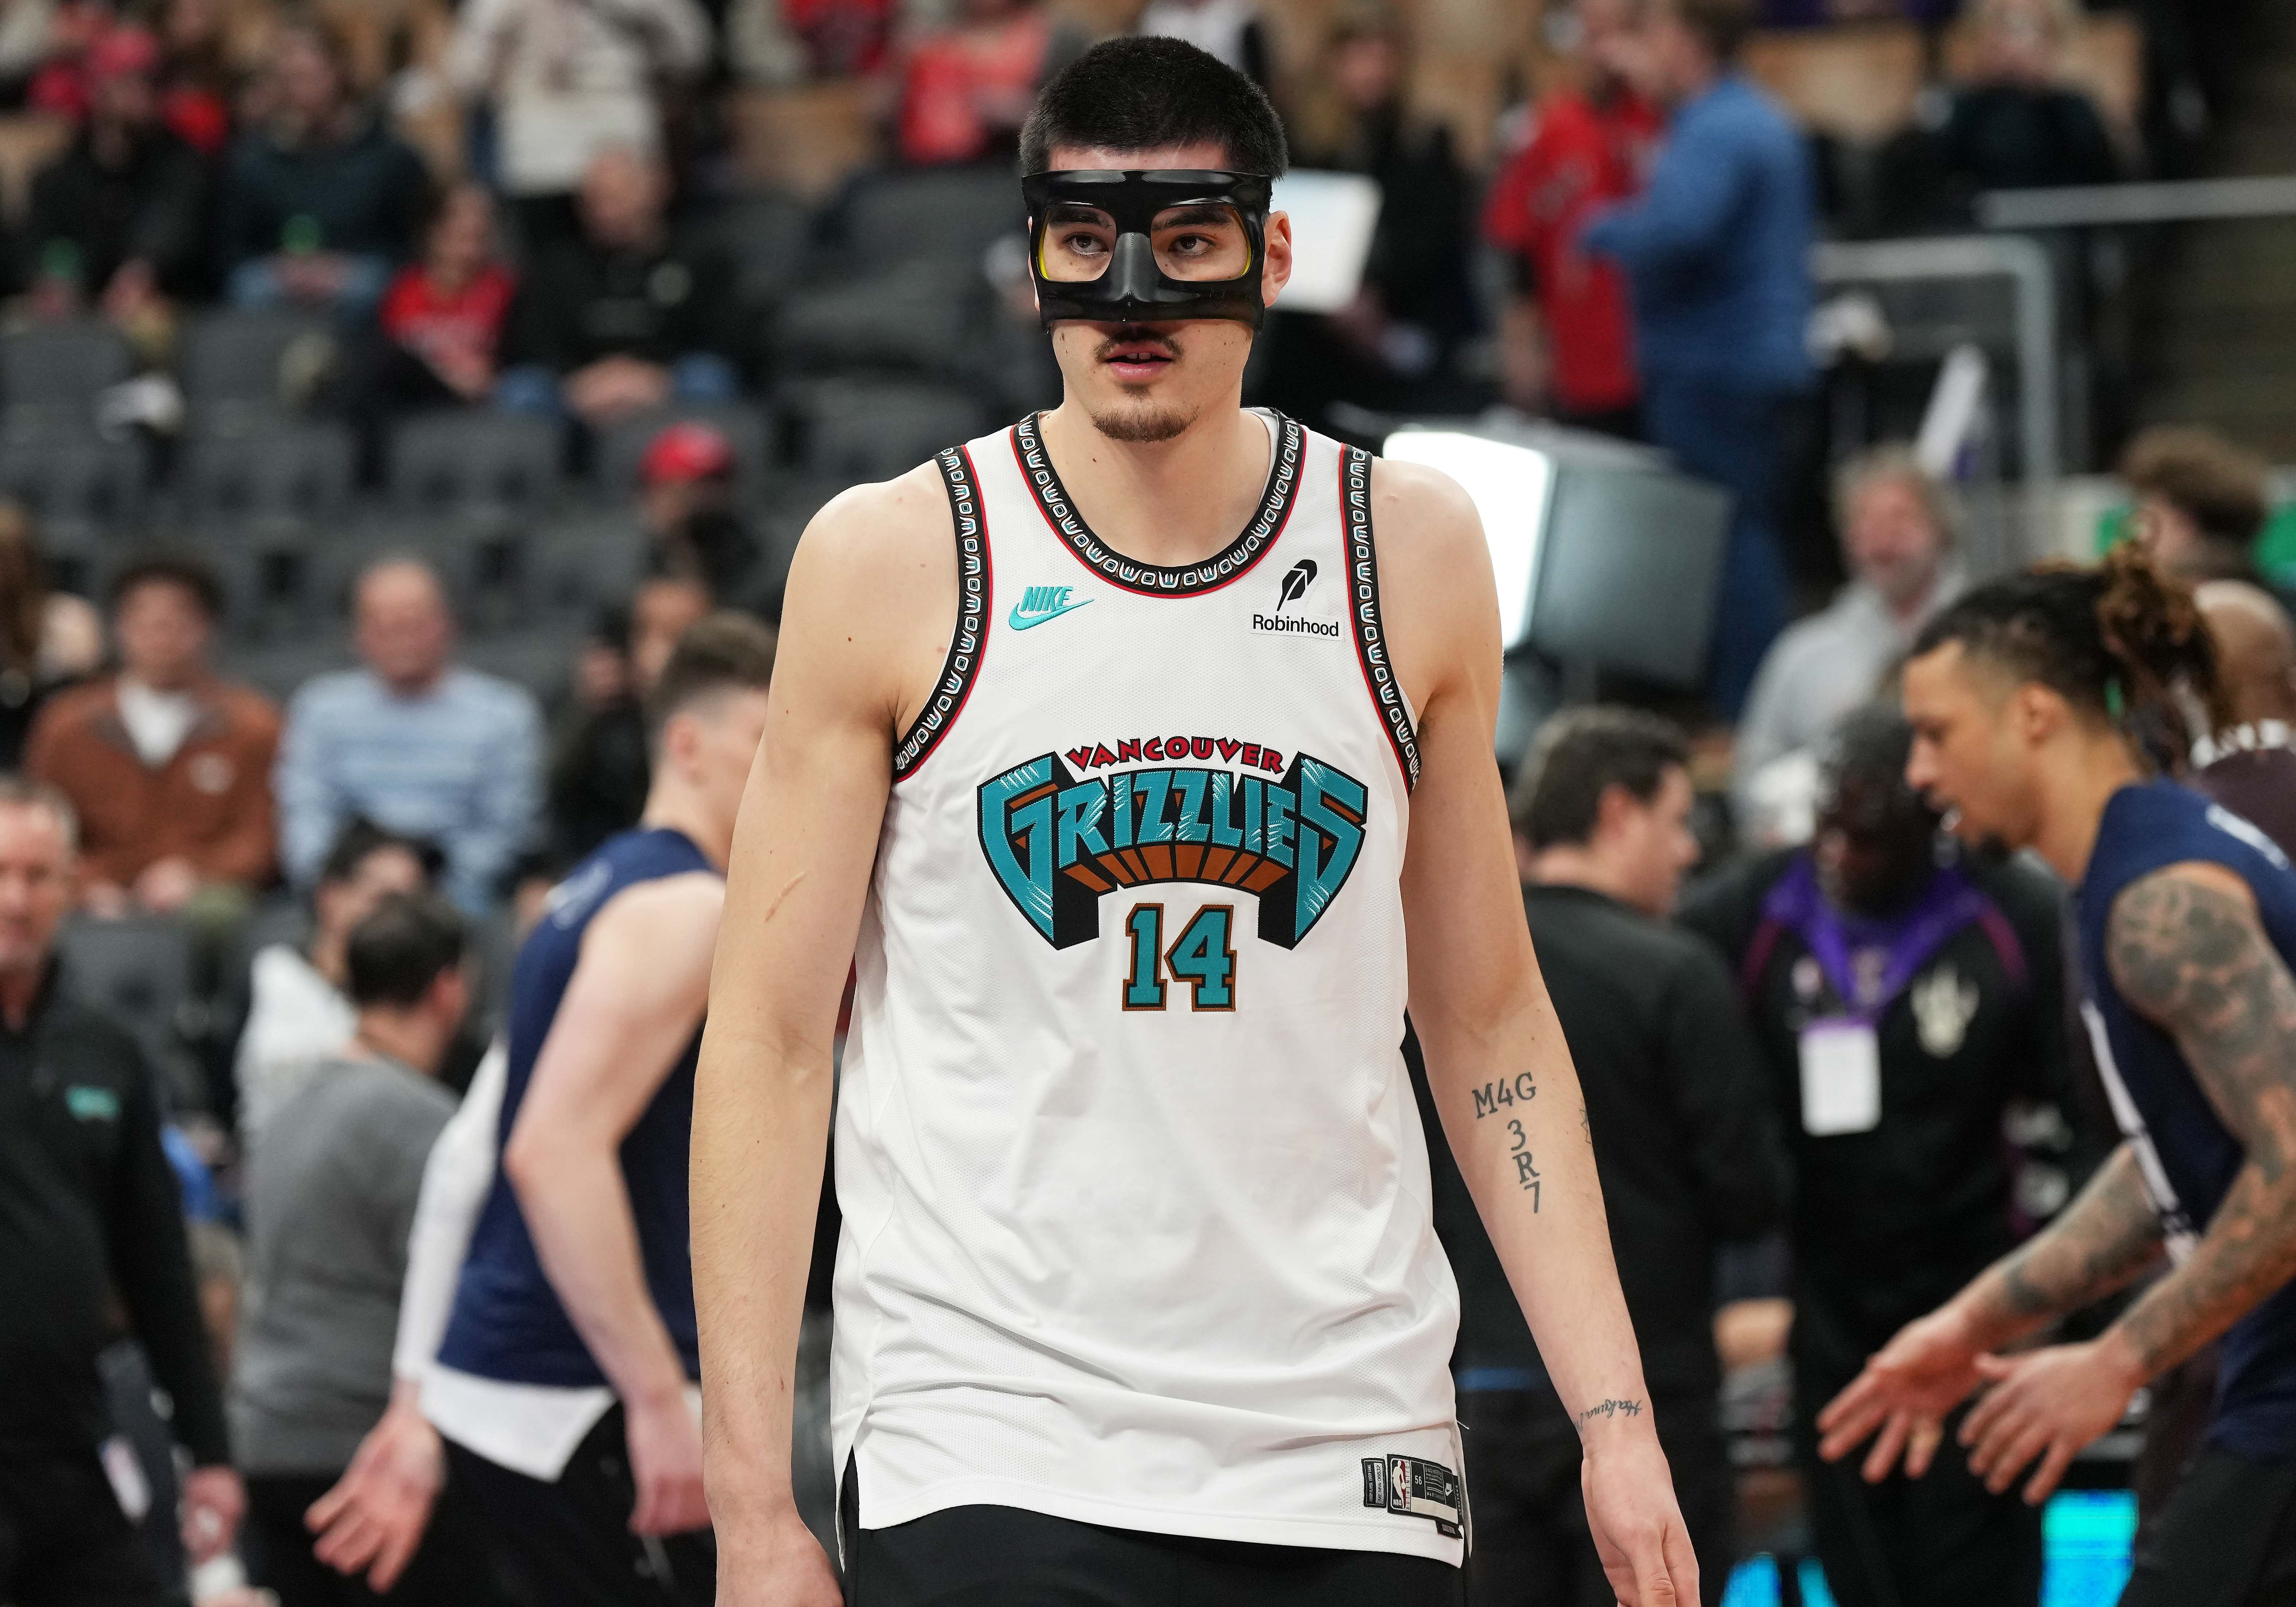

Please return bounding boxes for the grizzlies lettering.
[980,750,1368,951]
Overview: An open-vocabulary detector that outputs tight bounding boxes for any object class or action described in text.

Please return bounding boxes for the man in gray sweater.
[231,891,499,1605]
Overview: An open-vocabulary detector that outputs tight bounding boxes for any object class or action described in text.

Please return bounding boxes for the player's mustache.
[1095,327,1182,362]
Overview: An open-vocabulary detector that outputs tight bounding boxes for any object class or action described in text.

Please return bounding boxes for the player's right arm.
[692,467,955,1605]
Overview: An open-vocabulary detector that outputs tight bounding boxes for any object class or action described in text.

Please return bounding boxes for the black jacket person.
[1681,706,2082,1607]
[0,779,239,1603]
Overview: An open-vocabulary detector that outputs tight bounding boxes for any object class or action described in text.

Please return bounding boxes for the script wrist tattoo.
[1577,1397,1645,1430]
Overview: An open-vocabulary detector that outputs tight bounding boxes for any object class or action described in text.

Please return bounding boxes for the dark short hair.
[109,550,222,620]
[2121,425,2269,550]
[1665,0,1756,61]
[1510,707,1689,851]
[1912,543,2227,752]
[1019,36,1288,178]
[318,817,445,888]
[1816,704,1934,837]
[645,612,777,744]
[345,891,466,1010]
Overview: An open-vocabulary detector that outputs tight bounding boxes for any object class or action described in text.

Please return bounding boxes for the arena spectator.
[1582,0,1814,717]
[153,0,238,156]
[728,0,898,85]
[1681,706,2080,1607]
[638,420,771,614]
[1263,0,1477,428]
[1733,446,1965,843]
[19,23,211,323]
[895,0,1082,166]
[0,0,60,103]
[1483,0,1659,433]
[1882,0,2117,230]
[1433,707,1783,1606]
[376,182,517,411]
[26,550,279,918]
[548,574,714,861]
[233,891,505,1607]
[0,778,245,1599]
[1133,0,1269,87]
[495,148,742,430]
[0,500,104,771]
[2121,423,2274,588]
[216,16,427,316]
[275,557,543,916]
[236,819,441,1145]
[445,0,708,248]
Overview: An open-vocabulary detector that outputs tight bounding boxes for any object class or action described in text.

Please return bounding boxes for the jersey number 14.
[1122,903,1237,1011]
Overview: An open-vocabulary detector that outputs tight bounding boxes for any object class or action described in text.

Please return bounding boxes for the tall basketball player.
[424,615,776,1606]
[1816,549,2296,1607]
[692,38,1694,1607]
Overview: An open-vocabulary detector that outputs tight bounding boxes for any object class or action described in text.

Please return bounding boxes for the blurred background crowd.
[1,0,2294,1598]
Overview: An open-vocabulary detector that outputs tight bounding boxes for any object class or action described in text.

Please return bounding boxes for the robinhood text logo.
[978,750,1367,950]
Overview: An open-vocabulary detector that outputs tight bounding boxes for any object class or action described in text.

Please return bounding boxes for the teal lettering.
[1055,782,1109,867]
[1171,770,1211,843]
[1207,771,1244,848]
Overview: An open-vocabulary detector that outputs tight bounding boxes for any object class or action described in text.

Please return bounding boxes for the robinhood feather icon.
[1277,559,1317,611]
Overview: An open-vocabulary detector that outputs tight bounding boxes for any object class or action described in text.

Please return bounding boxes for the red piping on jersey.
[1007,421,1299,599]
[892,443,991,784]
[1342,448,1420,793]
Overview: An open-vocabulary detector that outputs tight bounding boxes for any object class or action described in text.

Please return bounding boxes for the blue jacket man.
[1583,0,1814,717]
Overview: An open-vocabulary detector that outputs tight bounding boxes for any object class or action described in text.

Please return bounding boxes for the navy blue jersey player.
[1818,546,2296,1607]
[424,615,774,1607]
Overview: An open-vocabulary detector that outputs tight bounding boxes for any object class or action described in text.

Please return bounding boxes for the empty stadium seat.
[388,410,564,514]
[592,401,773,499]
[0,415,147,529]
[182,419,356,520]
[833,167,1024,273]
[0,321,135,420]
[700,192,817,309]
[180,310,336,423]
[787,378,985,483]
[58,917,200,1103]
[776,260,982,377]
[526,511,650,618]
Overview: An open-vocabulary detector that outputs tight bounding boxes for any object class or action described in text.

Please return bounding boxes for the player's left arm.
[1377,459,1694,1607]
[1961,860,2296,1503]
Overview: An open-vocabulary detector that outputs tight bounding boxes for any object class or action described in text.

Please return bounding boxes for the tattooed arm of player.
[1954,862,2296,1504]
[1380,458,1692,1607]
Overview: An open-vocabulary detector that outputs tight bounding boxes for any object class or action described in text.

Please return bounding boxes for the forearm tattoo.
[2107,871,2296,1373]
[1578,1397,1645,1429]
[1469,1071,1543,1209]
[1990,1145,2162,1324]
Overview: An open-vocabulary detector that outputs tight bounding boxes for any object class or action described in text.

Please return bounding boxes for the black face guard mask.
[1021,168,1274,330]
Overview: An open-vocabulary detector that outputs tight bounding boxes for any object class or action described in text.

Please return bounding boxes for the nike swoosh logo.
[1008,597,1093,630]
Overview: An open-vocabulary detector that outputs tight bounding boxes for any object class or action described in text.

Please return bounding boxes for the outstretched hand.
[307,1392,443,1591]
[1958,1337,2144,1505]
[1582,1428,1699,1607]
[1816,1305,1986,1482]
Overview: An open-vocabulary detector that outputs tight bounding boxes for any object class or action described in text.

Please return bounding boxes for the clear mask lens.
[1036,203,1255,285]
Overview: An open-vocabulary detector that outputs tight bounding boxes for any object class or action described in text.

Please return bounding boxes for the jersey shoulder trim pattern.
[1011,410,1305,597]
[1342,444,1421,790]
[892,445,989,780]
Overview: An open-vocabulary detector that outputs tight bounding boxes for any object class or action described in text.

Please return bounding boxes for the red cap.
[641,421,736,486]
[88,24,161,82]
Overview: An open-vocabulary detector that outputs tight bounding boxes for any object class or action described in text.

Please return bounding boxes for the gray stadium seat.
[388,410,564,514]
[776,261,981,377]
[0,415,148,529]
[591,402,772,500]
[701,193,817,309]
[58,917,200,1105]
[1,322,135,419]
[836,167,1023,272]
[526,513,649,618]
[180,310,334,426]
[182,420,355,520]
[788,379,985,483]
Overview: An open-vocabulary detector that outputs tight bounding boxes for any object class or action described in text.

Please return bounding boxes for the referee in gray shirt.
[232,892,501,1606]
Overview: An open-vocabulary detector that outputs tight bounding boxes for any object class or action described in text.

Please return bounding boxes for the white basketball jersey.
[832,409,1466,1563]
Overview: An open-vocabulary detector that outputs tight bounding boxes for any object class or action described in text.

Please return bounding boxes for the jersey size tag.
[1798,1017,1882,1136]
[1362,1454,1463,1537]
